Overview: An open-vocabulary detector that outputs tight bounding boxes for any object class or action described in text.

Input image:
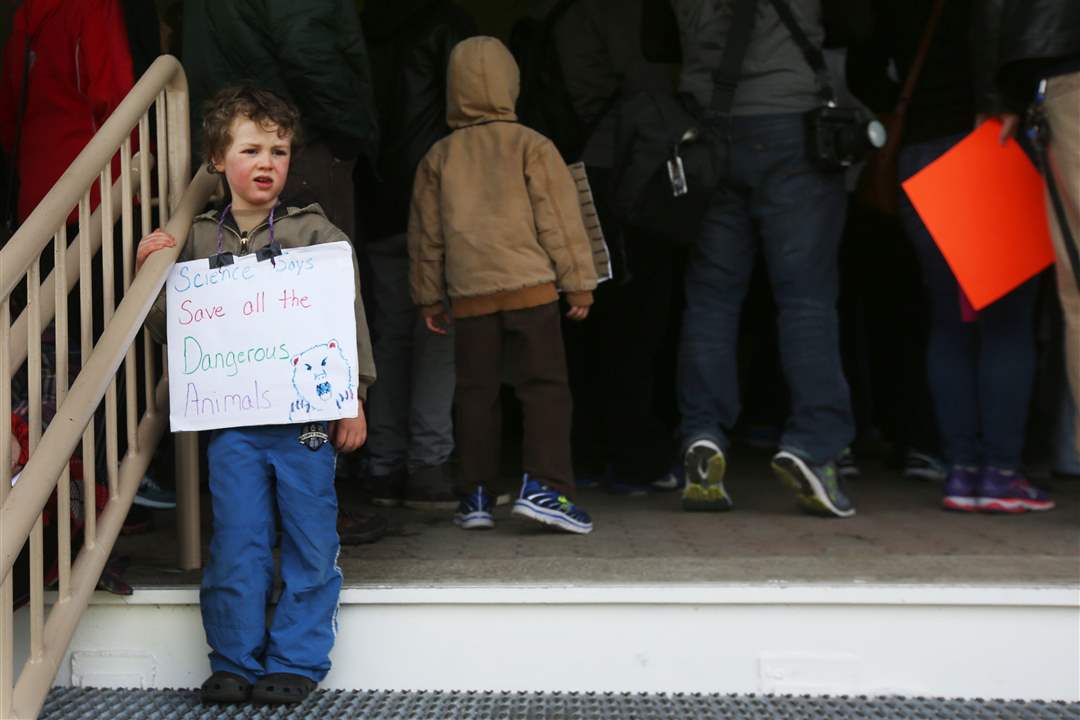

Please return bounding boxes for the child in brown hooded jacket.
[408,35,598,534]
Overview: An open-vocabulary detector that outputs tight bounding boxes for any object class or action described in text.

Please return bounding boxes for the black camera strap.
[1043,149,1080,293]
[708,0,760,117]
[766,0,837,106]
[1030,92,1080,294]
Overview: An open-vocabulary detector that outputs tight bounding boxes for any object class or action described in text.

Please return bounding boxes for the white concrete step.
[17,582,1080,702]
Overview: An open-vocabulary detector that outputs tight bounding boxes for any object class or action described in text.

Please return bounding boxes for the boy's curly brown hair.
[201,86,302,170]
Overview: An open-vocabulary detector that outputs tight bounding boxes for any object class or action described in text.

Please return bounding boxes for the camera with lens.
[805,104,887,172]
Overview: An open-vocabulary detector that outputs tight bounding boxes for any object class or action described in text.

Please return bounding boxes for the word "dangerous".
[183,336,289,377]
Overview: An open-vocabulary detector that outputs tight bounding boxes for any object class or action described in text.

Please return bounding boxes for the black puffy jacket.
[974,0,1080,112]
[182,0,379,166]
[362,0,476,241]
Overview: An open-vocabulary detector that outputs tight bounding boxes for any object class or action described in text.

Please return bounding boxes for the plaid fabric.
[11,324,81,429]
[10,323,84,504]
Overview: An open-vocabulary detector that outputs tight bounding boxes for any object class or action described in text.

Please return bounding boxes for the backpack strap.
[708,0,761,117]
[1031,81,1080,293]
[895,0,946,117]
[1042,143,1080,293]
[766,0,837,105]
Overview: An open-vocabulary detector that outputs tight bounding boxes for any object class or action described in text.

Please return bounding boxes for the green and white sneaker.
[771,450,855,518]
[682,440,732,511]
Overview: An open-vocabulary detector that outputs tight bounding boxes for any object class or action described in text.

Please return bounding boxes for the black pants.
[454,302,575,497]
[566,228,675,484]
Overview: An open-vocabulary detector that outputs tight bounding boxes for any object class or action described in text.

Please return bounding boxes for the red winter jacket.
[0,0,135,223]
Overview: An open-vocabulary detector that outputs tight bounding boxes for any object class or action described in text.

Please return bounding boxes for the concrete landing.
[115,450,1080,588]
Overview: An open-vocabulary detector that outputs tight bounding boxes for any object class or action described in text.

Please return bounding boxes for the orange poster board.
[901,120,1055,310]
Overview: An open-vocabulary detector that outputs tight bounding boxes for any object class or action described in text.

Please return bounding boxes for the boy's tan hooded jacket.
[407,36,598,319]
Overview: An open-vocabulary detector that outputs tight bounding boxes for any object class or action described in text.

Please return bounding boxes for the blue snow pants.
[201,423,341,683]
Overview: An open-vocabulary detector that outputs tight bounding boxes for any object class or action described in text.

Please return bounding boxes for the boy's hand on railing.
[135,229,177,273]
[329,405,367,453]
[425,311,451,335]
[566,305,590,321]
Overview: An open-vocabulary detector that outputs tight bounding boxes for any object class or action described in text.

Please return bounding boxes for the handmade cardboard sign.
[166,242,359,432]
[902,119,1055,310]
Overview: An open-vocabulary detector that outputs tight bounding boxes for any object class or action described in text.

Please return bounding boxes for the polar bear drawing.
[288,339,356,421]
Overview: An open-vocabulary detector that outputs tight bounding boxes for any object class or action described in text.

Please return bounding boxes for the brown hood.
[446,36,519,128]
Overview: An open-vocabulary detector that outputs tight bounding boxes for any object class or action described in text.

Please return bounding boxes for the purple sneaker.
[976,468,1055,513]
[942,466,979,512]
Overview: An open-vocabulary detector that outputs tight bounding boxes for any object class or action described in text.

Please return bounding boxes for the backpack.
[509,0,586,162]
[609,0,759,246]
[610,91,721,246]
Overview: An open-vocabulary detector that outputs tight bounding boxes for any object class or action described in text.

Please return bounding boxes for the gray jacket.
[672,0,824,115]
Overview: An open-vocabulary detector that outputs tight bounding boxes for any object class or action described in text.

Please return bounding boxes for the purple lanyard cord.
[215,203,278,265]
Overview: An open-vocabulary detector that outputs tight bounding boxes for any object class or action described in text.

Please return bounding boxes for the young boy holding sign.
[138,87,376,705]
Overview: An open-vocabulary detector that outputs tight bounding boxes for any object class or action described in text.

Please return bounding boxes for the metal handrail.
[0,168,215,580]
[0,55,212,720]
[8,158,151,373]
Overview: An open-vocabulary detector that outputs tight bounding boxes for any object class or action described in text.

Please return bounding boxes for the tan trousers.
[1045,71,1080,453]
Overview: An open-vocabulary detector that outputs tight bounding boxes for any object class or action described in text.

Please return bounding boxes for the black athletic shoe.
[365,468,406,507]
[403,464,458,510]
[337,510,389,545]
[251,673,315,705]
[201,671,252,704]
[836,447,861,480]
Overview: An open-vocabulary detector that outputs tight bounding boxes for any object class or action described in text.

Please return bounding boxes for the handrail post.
[176,432,201,570]
[1,296,12,720]
[164,61,199,571]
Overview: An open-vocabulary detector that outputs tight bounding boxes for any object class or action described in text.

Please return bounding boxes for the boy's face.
[213,117,292,212]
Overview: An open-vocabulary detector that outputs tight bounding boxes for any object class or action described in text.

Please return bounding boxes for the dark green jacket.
[182,0,379,166]
[362,0,476,240]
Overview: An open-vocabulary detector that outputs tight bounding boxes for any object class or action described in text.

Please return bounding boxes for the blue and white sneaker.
[511,475,593,534]
[453,486,495,530]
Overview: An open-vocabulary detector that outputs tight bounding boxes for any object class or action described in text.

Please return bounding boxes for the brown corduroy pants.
[453,302,576,498]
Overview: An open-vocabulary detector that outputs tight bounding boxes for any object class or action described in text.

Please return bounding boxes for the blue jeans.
[202,424,342,683]
[679,114,853,465]
[898,135,1038,469]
